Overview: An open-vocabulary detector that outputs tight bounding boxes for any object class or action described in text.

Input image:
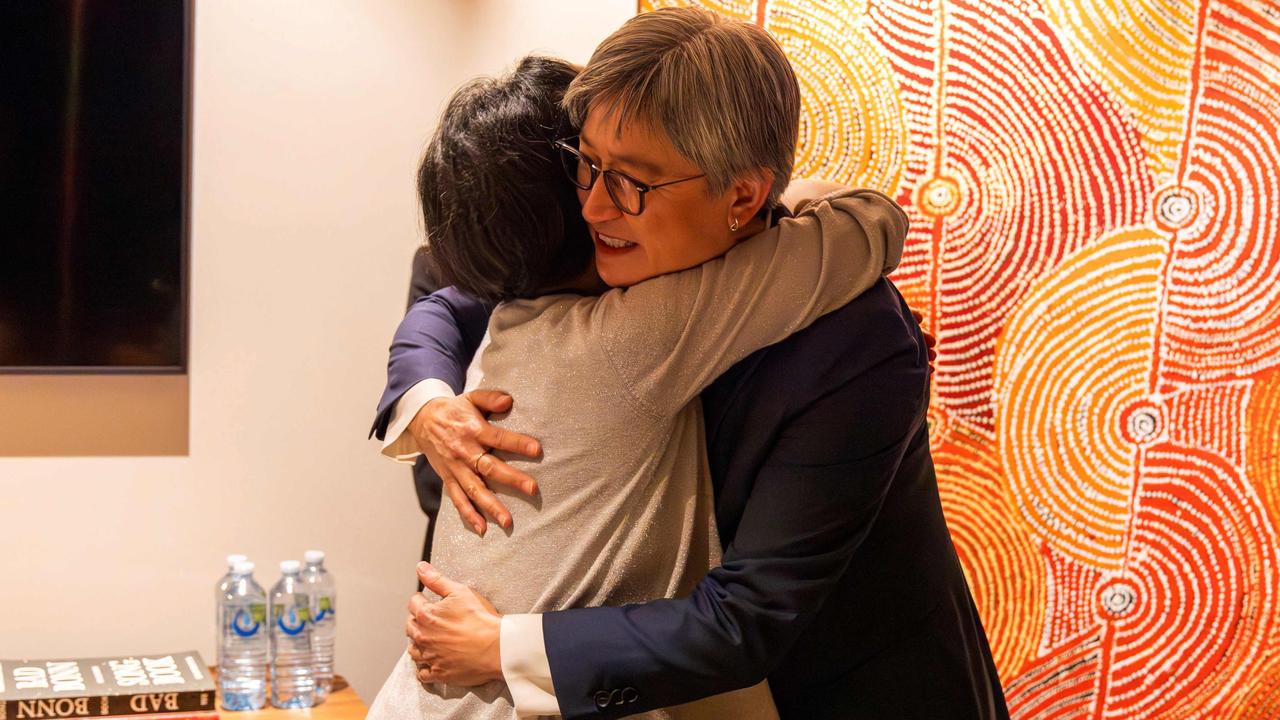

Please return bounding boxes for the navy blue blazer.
[371,279,1008,719]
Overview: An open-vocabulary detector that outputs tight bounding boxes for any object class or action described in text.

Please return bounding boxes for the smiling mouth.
[595,231,637,250]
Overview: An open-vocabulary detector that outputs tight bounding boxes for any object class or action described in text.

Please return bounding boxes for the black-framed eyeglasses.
[553,137,705,216]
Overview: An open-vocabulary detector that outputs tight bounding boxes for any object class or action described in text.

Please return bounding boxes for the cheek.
[628,201,731,275]
[631,216,677,266]
[658,215,726,268]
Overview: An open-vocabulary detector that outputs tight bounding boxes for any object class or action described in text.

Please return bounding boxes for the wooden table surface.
[209,669,366,719]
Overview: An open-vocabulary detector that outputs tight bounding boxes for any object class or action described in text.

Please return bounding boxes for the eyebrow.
[578,133,666,179]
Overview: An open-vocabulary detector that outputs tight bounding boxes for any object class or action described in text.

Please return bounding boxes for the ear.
[726,169,774,228]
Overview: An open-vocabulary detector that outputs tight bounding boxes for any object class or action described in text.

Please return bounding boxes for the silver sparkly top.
[367,189,907,719]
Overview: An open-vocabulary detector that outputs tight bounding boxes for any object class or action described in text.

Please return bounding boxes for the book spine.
[3,689,215,720]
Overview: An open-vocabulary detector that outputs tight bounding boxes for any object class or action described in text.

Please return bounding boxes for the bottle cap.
[304,550,325,565]
[232,560,255,575]
[226,554,247,568]
[280,560,302,575]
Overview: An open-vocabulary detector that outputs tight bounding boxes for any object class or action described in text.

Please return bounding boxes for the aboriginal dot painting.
[640,1,1280,716]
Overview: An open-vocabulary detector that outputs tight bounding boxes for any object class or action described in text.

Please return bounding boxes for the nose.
[581,177,622,226]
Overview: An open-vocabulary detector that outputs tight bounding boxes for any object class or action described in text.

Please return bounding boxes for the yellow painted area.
[993,228,1166,571]
[1042,0,1198,179]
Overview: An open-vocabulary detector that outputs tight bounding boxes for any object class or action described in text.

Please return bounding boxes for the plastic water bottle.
[269,560,315,709]
[216,554,250,645]
[301,550,336,702]
[217,560,267,711]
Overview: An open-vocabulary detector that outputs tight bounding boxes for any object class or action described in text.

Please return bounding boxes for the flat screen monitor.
[0,1,190,372]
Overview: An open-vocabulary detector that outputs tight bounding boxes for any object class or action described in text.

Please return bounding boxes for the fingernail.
[501,515,511,529]
[417,561,428,572]
[526,442,539,455]
[474,522,485,536]
[525,482,537,495]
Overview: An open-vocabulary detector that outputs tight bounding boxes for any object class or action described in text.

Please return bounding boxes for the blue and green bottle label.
[314,596,334,623]
[274,604,310,635]
[231,603,266,637]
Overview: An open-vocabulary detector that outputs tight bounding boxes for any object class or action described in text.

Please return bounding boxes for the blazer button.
[594,690,612,709]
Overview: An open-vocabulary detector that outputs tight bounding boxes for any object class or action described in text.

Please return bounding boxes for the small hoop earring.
[729,217,740,232]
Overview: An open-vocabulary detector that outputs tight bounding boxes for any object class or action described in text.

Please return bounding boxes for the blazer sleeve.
[541,287,931,719]
[368,286,492,440]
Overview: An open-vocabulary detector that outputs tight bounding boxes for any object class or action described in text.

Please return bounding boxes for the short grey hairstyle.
[563,7,801,205]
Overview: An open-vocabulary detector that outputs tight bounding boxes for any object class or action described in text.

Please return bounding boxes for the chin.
[598,264,640,289]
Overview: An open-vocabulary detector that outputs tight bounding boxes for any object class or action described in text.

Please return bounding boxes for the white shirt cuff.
[501,613,559,718]
[380,378,456,463]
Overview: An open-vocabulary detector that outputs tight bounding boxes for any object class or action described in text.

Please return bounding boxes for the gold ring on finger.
[472,451,490,474]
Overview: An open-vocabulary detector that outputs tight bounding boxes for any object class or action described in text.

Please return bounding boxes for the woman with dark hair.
[364,50,906,719]
[413,56,597,306]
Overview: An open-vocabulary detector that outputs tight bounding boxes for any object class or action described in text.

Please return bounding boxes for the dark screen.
[0,1,188,370]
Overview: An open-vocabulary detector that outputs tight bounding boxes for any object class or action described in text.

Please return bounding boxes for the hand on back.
[910,309,938,370]
[408,390,542,535]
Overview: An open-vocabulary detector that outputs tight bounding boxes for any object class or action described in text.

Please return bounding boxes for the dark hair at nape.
[418,55,592,304]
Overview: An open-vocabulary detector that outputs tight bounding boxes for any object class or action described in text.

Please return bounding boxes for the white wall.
[0,0,632,703]
[464,0,637,68]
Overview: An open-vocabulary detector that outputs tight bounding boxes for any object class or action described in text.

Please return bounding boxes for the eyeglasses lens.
[559,146,591,190]
[603,173,642,215]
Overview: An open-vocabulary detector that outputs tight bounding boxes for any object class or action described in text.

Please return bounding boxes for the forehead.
[579,105,691,174]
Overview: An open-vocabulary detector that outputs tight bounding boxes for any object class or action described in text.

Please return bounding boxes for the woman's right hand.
[407,390,542,535]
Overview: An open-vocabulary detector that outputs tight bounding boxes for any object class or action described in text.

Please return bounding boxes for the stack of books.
[0,651,217,720]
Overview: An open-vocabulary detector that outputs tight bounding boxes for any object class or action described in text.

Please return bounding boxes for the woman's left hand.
[409,391,542,536]
[406,562,504,686]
